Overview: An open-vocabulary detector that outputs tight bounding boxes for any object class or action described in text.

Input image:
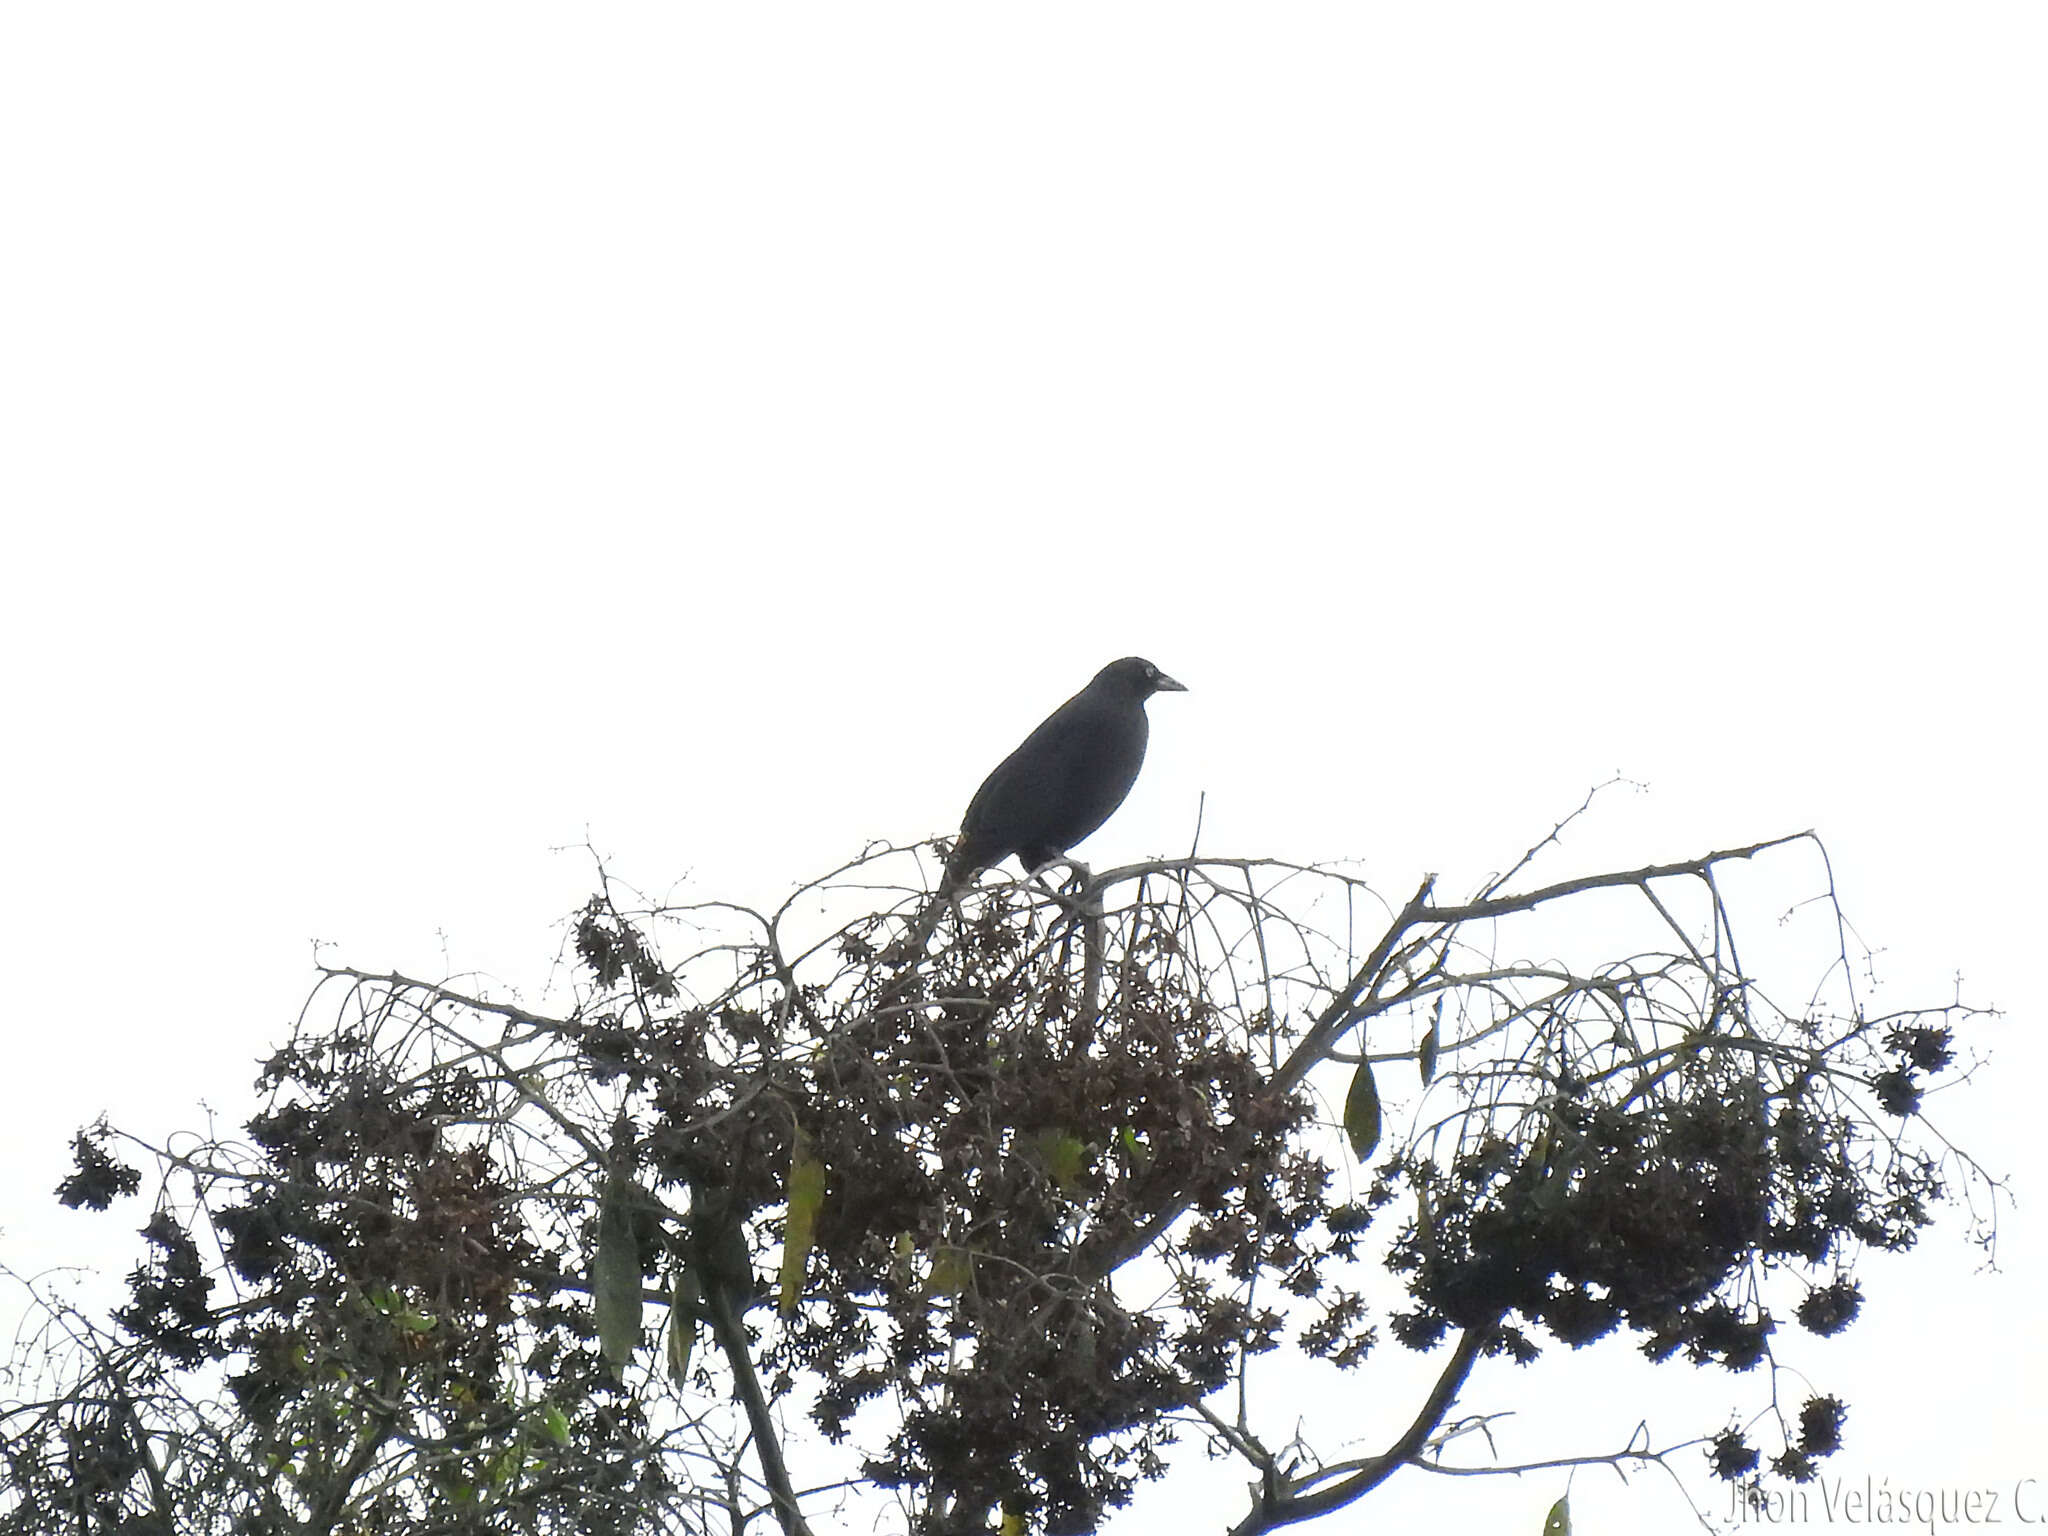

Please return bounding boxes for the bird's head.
[1097,656,1188,698]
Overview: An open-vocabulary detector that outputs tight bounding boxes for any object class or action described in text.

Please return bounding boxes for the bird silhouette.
[943,656,1187,892]
[893,658,1186,959]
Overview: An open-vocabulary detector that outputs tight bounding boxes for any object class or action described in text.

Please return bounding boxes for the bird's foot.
[1029,860,1103,921]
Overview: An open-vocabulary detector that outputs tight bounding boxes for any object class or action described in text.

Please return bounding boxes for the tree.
[3,805,1998,1535]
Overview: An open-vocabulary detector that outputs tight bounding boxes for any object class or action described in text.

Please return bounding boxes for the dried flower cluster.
[7,833,1994,1535]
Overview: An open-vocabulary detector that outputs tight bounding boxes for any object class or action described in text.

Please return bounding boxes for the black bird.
[941,656,1187,895]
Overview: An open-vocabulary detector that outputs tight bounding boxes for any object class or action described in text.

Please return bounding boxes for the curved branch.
[1227,1318,1500,1536]
[703,1282,813,1536]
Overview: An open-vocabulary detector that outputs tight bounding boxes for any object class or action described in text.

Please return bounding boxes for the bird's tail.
[938,840,980,899]
[888,860,963,964]
[885,844,977,965]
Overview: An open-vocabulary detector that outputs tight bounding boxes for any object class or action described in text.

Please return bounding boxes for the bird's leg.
[1025,859,1110,1045]
[1069,860,1107,919]
[1019,860,1089,921]
[1025,858,1100,921]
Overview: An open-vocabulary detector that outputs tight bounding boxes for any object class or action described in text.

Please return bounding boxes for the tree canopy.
[4,810,1997,1535]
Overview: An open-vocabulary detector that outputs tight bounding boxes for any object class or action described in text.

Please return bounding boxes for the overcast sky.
[3,7,2042,1531]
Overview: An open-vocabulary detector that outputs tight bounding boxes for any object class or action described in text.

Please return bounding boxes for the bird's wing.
[960,692,1145,857]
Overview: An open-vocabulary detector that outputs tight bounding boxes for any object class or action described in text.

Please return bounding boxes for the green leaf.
[537,1402,570,1448]
[778,1130,826,1318]
[1542,1494,1571,1535]
[593,1174,644,1381]
[928,1244,972,1297]
[1032,1128,1088,1191]
[667,1266,701,1387]
[1419,997,1442,1086]
[1344,1058,1382,1160]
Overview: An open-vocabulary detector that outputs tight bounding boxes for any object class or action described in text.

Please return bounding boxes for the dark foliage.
[1382,1028,1947,1378]
[0,830,1995,1536]
[576,897,679,999]
[1710,1427,1761,1481]
[56,1125,142,1210]
[1795,1277,1862,1337]
[1798,1395,1846,1456]
[115,1211,219,1368]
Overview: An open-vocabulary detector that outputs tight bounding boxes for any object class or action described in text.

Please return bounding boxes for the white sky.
[2,7,2042,1532]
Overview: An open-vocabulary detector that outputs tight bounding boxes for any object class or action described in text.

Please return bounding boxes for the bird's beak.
[1154,672,1188,693]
